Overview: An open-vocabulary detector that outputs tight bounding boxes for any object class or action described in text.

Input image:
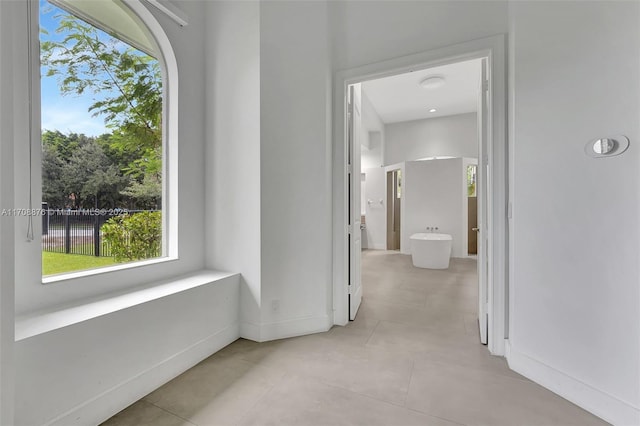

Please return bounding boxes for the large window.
[39,0,168,277]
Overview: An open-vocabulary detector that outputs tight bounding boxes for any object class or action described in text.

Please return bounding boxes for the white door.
[477,58,489,344]
[348,83,363,320]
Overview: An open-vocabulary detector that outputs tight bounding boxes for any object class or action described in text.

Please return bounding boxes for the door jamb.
[331,35,508,356]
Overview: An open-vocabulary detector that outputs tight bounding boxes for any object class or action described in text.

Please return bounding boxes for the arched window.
[38,0,177,278]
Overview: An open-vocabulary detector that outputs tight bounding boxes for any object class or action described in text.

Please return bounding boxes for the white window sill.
[16,269,239,341]
[42,256,179,285]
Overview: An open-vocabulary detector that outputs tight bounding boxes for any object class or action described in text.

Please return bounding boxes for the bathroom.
[358,58,482,266]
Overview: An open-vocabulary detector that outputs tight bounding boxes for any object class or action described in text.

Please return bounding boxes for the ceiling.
[362,58,481,124]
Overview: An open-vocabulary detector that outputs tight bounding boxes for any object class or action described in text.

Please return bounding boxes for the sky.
[40,0,128,137]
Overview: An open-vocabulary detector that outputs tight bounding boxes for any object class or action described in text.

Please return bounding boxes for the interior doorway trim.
[331,35,508,356]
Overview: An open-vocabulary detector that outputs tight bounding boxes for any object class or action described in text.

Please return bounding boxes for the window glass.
[40,0,165,276]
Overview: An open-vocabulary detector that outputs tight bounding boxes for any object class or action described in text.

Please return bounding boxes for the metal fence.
[42,209,156,257]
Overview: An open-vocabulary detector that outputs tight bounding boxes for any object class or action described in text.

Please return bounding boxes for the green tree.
[63,139,130,208]
[40,10,162,186]
[42,129,79,162]
[41,143,67,208]
[120,174,161,210]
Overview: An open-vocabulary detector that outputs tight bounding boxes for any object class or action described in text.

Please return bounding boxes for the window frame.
[33,0,180,284]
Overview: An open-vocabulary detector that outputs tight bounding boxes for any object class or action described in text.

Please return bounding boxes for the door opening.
[386,169,401,250]
[346,58,490,344]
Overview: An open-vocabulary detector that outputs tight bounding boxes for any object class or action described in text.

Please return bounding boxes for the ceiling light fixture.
[429,108,437,113]
[419,75,445,89]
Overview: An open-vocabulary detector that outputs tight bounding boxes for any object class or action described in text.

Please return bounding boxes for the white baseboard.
[47,323,240,426]
[241,314,332,342]
[239,320,261,342]
[507,347,640,426]
[260,314,331,342]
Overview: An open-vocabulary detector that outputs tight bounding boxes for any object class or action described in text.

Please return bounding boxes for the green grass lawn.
[43,251,118,276]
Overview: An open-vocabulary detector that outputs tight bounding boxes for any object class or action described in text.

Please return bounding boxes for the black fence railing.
[42,209,156,257]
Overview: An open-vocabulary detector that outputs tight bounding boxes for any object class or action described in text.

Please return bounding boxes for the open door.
[348,84,363,320]
[477,58,489,344]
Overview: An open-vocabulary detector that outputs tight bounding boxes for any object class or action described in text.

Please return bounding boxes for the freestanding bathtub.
[410,233,452,269]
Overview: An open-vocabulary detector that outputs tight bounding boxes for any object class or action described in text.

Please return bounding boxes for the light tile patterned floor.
[102,250,608,426]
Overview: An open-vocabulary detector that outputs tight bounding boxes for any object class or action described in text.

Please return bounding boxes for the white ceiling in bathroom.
[362,58,481,124]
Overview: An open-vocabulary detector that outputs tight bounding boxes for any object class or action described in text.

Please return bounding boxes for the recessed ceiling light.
[429,108,437,113]
[419,75,445,89]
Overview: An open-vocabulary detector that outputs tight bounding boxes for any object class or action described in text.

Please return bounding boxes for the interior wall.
[385,113,478,166]
[509,2,640,424]
[204,0,262,337]
[329,1,508,71]
[362,167,385,250]
[259,0,332,338]
[361,91,384,169]
[403,159,464,257]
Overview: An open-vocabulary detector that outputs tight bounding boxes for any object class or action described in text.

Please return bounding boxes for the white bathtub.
[410,233,452,269]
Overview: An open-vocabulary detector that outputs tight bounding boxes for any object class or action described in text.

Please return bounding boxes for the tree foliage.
[41,130,161,209]
[42,142,66,207]
[63,139,130,208]
[40,7,162,208]
[120,174,162,210]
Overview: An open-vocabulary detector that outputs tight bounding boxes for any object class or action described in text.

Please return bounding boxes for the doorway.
[349,57,488,342]
[333,36,508,355]
[386,169,401,250]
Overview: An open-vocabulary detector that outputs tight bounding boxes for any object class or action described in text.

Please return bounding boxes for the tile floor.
[102,250,608,426]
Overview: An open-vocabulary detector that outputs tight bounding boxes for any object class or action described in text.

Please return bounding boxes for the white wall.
[362,167,385,250]
[508,2,640,424]
[204,1,262,339]
[259,1,332,338]
[329,1,508,71]
[404,159,464,257]
[361,91,384,169]
[385,113,478,166]
[361,89,385,249]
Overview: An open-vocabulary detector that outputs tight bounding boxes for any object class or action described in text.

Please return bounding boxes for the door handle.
[472,228,479,232]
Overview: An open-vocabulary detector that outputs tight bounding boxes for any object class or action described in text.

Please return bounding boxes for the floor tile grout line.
[361,318,380,347]
[232,347,419,415]
[308,373,424,413]
[143,399,199,426]
[309,373,469,426]
[399,359,416,407]
[363,318,381,346]
[231,378,286,426]
[403,405,470,426]
[401,346,470,426]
